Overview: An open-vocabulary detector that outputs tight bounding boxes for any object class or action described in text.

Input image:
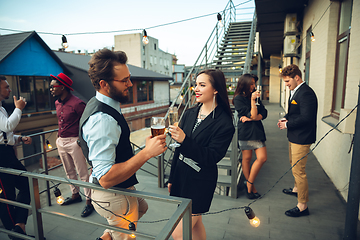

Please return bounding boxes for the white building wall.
[269,55,282,103]
[115,34,173,77]
[295,0,360,205]
[114,33,142,67]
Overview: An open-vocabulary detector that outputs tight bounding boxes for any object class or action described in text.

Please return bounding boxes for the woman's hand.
[240,116,252,122]
[167,183,172,193]
[251,91,260,100]
[169,124,186,143]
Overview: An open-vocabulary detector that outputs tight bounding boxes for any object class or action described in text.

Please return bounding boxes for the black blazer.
[234,95,267,141]
[169,105,234,214]
[286,83,318,145]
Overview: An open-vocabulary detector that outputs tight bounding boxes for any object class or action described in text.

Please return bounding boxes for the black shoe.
[285,206,310,217]
[81,204,95,217]
[283,188,298,196]
[10,225,25,240]
[61,196,82,206]
[253,192,261,199]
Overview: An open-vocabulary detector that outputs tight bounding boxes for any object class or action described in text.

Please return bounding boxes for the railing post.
[182,205,192,239]
[158,154,164,188]
[40,134,51,206]
[28,177,45,240]
[230,111,239,198]
[205,44,208,69]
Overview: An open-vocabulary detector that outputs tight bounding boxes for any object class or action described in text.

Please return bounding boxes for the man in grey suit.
[277,64,318,217]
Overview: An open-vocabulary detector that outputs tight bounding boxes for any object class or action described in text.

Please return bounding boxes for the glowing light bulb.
[0,187,3,194]
[57,195,65,205]
[46,140,52,149]
[217,13,224,27]
[54,187,64,205]
[128,222,136,238]
[310,32,315,42]
[229,86,232,91]
[142,29,149,45]
[245,207,260,228]
[249,216,260,228]
[62,35,69,48]
[179,95,184,100]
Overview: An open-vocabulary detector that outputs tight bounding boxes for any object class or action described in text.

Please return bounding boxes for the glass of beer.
[151,117,165,137]
[168,106,180,148]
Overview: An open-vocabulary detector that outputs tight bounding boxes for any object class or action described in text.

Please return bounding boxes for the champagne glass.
[168,106,180,148]
[151,117,165,137]
[255,85,262,105]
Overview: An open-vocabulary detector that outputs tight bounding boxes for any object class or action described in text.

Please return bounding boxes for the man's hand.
[21,136,32,145]
[14,96,27,110]
[277,119,288,130]
[144,134,167,158]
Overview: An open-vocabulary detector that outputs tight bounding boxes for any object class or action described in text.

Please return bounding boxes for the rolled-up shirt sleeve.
[82,112,121,181]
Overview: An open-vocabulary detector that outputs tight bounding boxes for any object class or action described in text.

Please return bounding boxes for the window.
[2,75,55,114]
[145,118,151,127]
[332,0,353,116]
[154,43,157,50]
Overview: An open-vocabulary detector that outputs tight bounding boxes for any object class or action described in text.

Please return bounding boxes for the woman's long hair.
[232,74,257,104]
[197,69,233,118]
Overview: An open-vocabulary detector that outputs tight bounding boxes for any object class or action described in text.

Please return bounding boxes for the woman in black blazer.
[168,69,234,240]
[233,74,267,199]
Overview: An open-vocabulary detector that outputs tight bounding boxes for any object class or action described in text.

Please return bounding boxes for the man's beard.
[108,82,129,104]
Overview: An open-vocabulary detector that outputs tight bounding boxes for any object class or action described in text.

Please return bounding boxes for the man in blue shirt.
[79,49,167,240]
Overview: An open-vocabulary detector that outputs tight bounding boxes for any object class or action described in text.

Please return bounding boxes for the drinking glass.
[279,111,286,122]
[168,106,180,148]
[151,117,165,137]
[255,85,262,105]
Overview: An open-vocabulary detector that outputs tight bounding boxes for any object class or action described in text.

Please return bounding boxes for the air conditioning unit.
[284,13,297,34]
[283,35,298,57]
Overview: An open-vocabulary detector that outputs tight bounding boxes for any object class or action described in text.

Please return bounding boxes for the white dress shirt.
[82,92,123,181]
[0,102,21,145]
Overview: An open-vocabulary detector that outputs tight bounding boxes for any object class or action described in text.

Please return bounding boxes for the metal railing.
[161,0,244,197]
[0,167,192,240]
[243,11,257,74]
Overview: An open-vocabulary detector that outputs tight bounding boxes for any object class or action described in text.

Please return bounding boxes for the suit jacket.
[286,83,318,145]
[169,105,234,214]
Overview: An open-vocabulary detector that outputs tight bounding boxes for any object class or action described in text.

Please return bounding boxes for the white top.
[0,102,21,145]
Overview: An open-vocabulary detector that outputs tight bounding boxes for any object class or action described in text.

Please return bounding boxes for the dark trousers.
[0,145,30,230]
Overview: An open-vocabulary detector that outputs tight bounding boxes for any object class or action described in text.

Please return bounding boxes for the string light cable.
[293,1,333,52]
[0,0,253,36]
[2,103,358,229]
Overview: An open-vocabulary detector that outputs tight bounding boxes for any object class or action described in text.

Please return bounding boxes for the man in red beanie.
[50,73,94,217]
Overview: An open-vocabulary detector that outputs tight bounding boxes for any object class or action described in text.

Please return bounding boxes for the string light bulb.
[61,35,69,48]
[278,64,282,73]
[310,31,315,42]
[142,29,149,45]
[245,207,260,228]
[128,222,136,239]
[46,140,52,149]
[217,13,224,27]
[0,187,2,194]
[54,187,65,205]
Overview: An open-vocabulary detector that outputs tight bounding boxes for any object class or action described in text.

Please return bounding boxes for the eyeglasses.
[50,85,62,90]
[112,78,131,85]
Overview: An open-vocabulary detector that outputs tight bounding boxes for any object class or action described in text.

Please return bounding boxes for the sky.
[0,0,255,66]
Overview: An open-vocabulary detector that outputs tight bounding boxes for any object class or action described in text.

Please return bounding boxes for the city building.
[114,33,173,77]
